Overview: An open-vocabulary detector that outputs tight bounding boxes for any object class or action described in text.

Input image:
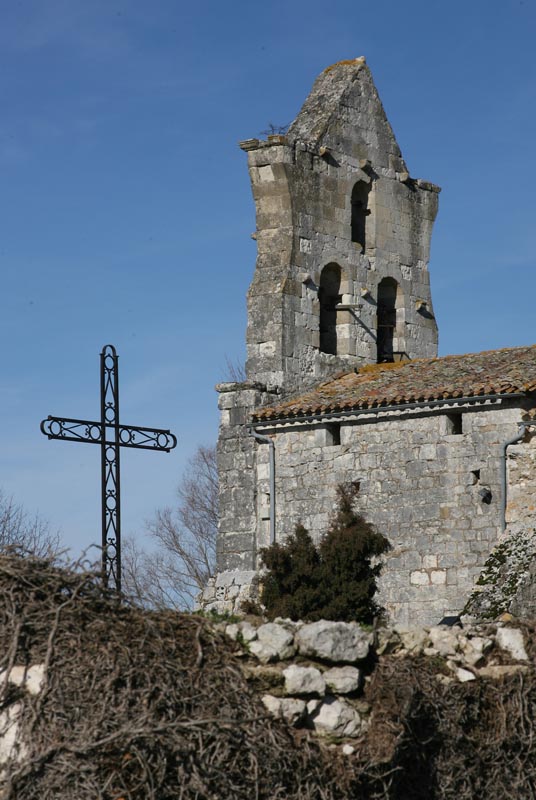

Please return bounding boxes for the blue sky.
[1,0,535,555]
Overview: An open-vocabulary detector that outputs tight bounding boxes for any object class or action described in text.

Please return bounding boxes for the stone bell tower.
[240,57,440,393]
[212,58,441,581]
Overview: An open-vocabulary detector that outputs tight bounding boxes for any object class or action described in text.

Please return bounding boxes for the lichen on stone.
[464,525,536,619]
[323,57,366,74]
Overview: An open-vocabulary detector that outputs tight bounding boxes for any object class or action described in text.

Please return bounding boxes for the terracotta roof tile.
[253,344,536,422]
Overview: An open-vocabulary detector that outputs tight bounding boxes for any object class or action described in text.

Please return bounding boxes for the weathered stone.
[495,627,528,661]
[310,697,362,738]
[249,623,296,663]
[428,627,459,657]
[0,702,26,765]
[459,636,492,667]
[261,694,281,717]
[0,664,45,696]
[375,627,401,655]
[225,621,258,643]
[323,666,361,694]
[307,698,322,715]
[478,664,530,679]
[283,665,325,696]
[273,617,303,632]
[261,694,306,725]
[455,667,476,683]
[296,621,372,663]
[394,626,428,655]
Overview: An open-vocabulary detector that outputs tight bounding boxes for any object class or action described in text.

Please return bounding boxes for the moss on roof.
[253,344,536,422]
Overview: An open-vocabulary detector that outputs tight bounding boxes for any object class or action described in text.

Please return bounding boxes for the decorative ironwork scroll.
[40,345,177,592]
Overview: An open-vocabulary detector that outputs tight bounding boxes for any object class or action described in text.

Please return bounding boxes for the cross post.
[40,345,177,592]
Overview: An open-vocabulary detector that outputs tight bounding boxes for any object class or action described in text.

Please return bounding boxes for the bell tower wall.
[241,58,440,393]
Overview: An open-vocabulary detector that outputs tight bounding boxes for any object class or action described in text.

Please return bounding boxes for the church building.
[205,58,536,626]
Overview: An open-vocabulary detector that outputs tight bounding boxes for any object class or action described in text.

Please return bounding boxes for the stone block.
[225,621,258,643]
[283,665,326,696]
[430,569,447,585]
[422,555,438,569]
[217,569,256,588]
[296,621,372,663]
[249,623,296,663]
[1,664,45,696]
[495,627,528,661]
[394,626,428,654]
[428,627,458,657]
[454,666,476,683]
[410,571,429,586]
[323,666,361,694]
[262,694,307,725]
[310,697,362,738]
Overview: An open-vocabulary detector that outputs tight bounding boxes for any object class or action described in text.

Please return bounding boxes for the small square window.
[315,423,342,447]
[326,423,341,446]
[445,413,463,435]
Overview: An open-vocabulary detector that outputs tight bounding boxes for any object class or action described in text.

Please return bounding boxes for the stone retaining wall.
[223,617,531,747]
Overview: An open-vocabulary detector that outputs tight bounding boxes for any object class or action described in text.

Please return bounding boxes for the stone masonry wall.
[216,381,276,572]
[463,427,536,620]
[242,59,439,392]
[506,427,536,528]
[253,403,526,626]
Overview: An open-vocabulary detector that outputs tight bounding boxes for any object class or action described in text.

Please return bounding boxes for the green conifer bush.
[261,484,391,623]
[260,524,321,621]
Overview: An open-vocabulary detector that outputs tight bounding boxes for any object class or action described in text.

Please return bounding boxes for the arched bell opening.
[319,263,342,355]
[377,277,405,363]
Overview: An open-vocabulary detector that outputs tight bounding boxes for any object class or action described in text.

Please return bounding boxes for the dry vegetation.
[1,553,536,798]
[358,652,536,798]
[0,554,340,799]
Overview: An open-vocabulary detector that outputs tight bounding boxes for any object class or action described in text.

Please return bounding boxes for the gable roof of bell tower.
[287,57,407,173]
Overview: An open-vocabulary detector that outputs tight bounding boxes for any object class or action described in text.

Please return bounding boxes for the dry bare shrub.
[2,553,536,799]
[0,553,340,799]
[122,444,217,609]
[0,490,59,556]
[347,651,536,799]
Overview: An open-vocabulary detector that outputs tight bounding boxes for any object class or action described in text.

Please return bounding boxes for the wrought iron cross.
[40,345,177,592]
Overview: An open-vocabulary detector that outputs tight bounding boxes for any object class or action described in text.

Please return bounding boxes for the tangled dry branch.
[1,554,536,798]
[353,649,536,799]
[0,554,340,799]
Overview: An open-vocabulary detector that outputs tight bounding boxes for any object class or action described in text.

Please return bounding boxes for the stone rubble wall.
[1,620,532,768]
[223,617,531,747]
